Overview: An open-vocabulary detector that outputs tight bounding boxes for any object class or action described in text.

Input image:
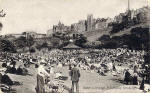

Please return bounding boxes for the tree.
[136,12,147,23]
[27,35,35,47]
[14,34,35,52]
[98,35,110,42]
[75,34,87,47]
[0,39,16,52]
[101,40,118,49]
[14,36,27,48]
[130,27,149,50]
[51,37,62,48]
[22,32,27,35]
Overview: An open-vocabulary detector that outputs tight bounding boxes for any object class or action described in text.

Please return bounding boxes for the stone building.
[7,32,46,39]
[87,14,94,31]
[94,18,108,30]
[114,13,126,23]
[53,21,71,33]
[71,23,78,32]
[47,29,53,37]
[71,20,86,32]
[77,20,86,32]
[53,21,65,33]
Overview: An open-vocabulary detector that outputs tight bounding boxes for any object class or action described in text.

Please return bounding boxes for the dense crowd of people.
[0,48,147,92]
[36,48,145,73]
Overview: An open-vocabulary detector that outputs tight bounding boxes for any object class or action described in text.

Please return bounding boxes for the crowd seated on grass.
[0,48,146,87]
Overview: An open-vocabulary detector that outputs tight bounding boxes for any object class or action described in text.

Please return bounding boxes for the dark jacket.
[70,67,80,82]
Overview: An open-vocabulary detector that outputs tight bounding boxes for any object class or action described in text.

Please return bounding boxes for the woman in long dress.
[36,64,49,93]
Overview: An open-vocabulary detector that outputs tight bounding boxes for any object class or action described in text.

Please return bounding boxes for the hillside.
[110,23,148,38]
[82,23,148,42]
[82,29,110,42]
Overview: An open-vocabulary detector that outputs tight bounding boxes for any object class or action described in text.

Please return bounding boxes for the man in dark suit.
[70,64,80,93]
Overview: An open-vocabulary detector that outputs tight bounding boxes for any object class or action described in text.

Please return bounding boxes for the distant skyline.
[0,0,149,35]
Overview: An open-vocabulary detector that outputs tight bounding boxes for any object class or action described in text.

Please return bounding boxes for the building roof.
[63,43,81,49]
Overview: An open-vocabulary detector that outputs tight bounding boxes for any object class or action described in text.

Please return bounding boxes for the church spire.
[128,0,130,11]
[58,20,61,25]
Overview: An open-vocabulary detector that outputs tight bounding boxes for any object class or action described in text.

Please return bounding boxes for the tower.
[128,0,130,11]
[87,14,93,31]
[127,0,132,25]
[127,0,131,18]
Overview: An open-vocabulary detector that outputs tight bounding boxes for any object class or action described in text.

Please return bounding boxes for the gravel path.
[54,66,124,93]
[7,66,146,93]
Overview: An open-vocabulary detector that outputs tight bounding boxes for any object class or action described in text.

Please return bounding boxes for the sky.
[0,0,149,35]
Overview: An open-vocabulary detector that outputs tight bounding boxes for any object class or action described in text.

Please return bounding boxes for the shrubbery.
[0,39,16,53]
[99,27,149,50]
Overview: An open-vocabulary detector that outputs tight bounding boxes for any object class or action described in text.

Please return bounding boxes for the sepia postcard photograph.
[0,0,150,93]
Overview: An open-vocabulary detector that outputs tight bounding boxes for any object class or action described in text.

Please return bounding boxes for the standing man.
[70,64,80,93]
[134,62,138,73]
